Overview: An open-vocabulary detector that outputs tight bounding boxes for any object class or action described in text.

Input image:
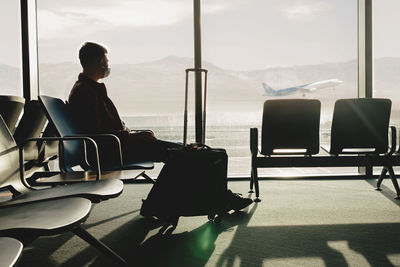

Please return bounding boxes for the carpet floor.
[16,178,400,267]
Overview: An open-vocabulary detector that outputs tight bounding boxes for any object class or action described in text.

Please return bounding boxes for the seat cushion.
[0,237,23,267]
[0,179,123,207]
[0,198,91,233]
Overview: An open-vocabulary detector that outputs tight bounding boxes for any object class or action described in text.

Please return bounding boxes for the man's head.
[79,42,110,81]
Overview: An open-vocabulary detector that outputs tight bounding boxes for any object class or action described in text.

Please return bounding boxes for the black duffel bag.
[140,144,228,230]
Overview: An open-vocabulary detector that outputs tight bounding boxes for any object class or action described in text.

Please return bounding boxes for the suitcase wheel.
[208,214,223,224]
[214,214,223,223]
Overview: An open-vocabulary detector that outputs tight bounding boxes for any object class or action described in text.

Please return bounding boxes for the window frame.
[23,0,374,177]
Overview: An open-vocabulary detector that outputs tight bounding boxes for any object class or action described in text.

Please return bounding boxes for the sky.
[1,0,400,70]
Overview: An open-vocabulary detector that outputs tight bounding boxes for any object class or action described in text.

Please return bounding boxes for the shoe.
[140,199,153,217]
[226,190,253,212]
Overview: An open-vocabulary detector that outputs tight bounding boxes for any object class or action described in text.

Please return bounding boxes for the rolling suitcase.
[140,69,229,230]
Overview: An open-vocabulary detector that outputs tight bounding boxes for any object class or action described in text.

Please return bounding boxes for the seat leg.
[73,226,126,264]
[141,172,156,184]
[376,166,388,191]
[249,167,254,193]
[253,166,261,202]
[43,162,50,172]
[386,166,400,199]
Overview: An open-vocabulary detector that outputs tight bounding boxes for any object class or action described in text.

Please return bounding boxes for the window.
[373,0,400,128]
[37,0,195,174]
[36,0,361,177]
[0,0,23,96]
[373,0,400,175]
[202,0,358,176]
[37,0,194,116]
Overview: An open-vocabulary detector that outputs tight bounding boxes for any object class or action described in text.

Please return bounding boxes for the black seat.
[0,115,123,208]
[13,100,57,174]
[13,100,46,161]
[250,98,399,200]
[260,99,321,155]
[0,237,23,267]
[0,95,25,134]
[250,99,321,201]
[38,95,154,183]
[329,98,391,155]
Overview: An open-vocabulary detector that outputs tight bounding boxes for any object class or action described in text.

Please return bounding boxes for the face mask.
[104,67,111,78]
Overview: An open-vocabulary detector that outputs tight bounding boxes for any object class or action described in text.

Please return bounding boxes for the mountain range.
[1,56,399,121]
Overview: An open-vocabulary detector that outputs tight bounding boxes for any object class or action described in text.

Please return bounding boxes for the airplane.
[262,79,343,96]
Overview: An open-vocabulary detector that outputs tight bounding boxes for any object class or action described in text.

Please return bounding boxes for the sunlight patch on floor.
[262,257,325,267]
[387,254,400,266]
[327,240,370,267]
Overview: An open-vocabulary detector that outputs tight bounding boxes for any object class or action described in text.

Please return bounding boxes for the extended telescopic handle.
[183,68,208,146]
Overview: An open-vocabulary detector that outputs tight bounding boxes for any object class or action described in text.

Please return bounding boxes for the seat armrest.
[250,128,259,156]
[19,137,102,186]
[320,145,330,154]
[65,133,123,167]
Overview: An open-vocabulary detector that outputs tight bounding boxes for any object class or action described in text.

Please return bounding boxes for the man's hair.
[79,42,108,68]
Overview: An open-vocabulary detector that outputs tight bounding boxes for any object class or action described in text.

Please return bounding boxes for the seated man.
[68,42,252,210]
[68,42,180,163]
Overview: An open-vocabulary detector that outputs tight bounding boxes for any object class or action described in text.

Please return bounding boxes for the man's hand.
[133,130,157,142]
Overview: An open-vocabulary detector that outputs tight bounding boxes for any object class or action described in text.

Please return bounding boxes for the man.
[68,42,252,211]
[68,42,181,164]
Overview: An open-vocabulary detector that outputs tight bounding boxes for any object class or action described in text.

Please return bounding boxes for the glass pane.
[37,0,194,174]
[0,0,23,96]
[373,0,400,176]
[202,0,358,176]
[374,1,400,128]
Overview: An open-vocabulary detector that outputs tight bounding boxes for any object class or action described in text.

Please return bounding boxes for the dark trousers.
[122,138,183,163]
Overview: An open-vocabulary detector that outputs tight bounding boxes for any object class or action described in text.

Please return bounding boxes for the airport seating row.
[0,115,126,264]
[0,94,157,265]
[250,98,400,201]
[0,94,155,186]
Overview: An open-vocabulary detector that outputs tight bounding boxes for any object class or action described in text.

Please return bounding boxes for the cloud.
[38,10,105,40]
[67,1,191,27]
[282,2,331,20]
[203,0,242,14]
[37,0,237,40]
[38,1,190,40]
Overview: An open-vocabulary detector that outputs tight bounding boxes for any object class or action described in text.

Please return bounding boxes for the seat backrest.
[13,100,48,161]
[41,123,59,160]
[0,115,29,194]
[261,99,321,155]
[330,98,391,155]
[0,95,25,133]
[38,95,86,171]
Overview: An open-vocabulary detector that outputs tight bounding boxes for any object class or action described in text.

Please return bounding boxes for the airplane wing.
[302,87,317,92]
[296,86,316,92]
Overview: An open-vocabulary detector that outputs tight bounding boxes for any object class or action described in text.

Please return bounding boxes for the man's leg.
[122,137,183,163]
[154,139,183,150]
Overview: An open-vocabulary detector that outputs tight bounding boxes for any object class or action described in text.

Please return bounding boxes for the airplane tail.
[262,82,276,95]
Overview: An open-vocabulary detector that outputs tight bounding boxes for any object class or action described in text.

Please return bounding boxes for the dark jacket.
[68,73,128,138]
[68,73,160,164]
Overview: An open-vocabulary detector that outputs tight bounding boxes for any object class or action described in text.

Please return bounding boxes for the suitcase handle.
[184,68,208,146]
